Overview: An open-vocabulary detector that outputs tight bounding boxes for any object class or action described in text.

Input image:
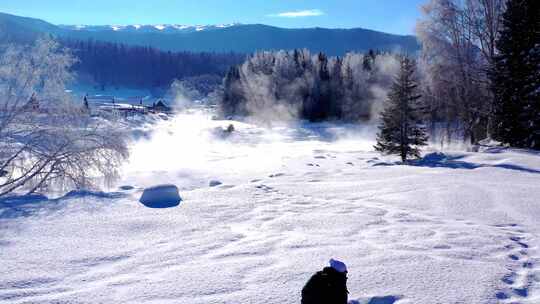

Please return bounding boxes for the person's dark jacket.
[301,267,348,304]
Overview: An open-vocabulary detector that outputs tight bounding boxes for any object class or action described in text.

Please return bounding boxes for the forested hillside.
[62,39,245,91]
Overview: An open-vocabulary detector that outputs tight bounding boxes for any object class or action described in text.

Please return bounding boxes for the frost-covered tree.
[0,38,128,196]
[464,0,506,65]
[491,0,540,149]
[416,0,506,144]
[375,57,428,162]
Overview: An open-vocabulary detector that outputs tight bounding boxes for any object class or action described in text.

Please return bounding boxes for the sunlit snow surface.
[123,111,377,191]
[1,110,540,304]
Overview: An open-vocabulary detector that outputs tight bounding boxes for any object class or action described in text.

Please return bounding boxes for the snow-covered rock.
[139,184,182,208]
[209,180,223,187]
[478,138,503,147]
[211,124,235,138]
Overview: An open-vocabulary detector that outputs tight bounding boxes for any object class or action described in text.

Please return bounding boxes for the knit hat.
[329,259,348,273]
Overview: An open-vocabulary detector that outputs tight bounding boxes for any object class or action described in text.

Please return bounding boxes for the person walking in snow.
[301,259,349,304]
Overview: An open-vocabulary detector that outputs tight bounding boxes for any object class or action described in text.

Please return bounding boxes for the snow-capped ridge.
[58,23,241,33]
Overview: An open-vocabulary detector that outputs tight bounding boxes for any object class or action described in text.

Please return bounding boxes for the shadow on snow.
[410,152,540,174]
[0,191,127,220]
[350,295,402,304]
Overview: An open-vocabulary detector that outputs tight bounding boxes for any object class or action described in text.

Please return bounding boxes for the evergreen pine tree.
[310,53,331,121]
[330,57,344,119]
[362,53,372,71]
[374,56,428,162]
[491,0,540,149]
[221,66,245,116]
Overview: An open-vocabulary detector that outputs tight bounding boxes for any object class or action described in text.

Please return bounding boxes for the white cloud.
[269,9,325,18]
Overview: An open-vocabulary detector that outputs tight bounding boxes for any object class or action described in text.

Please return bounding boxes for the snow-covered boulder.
[209,180,222,187]
[478,138,503,147]
[211,124,235,139]
[139,184,182,208]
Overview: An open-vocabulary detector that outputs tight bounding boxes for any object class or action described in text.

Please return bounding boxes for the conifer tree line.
[221,49,399,122]
[61,39,245,92]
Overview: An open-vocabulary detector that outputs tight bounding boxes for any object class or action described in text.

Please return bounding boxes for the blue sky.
[1,0,425,35]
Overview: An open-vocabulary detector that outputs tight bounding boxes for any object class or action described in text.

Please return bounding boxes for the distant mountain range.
[58,23,240,34]
[0,12,420,55]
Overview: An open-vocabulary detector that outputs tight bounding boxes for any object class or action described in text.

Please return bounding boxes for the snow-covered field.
[1,110,539,304]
